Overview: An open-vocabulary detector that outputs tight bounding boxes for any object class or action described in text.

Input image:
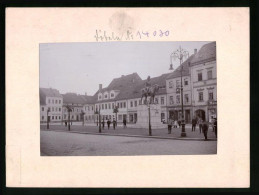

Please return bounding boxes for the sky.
[40,41,210,96]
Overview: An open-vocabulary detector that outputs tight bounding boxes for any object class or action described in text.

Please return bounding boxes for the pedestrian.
[102,119,105,129]
[107,119,111,130]
[198,118,203,134]
[214,117,217,138]
[178,120,181,127]
[174,120,178,128]
[65,120,67,126]
[123,119,127,128]
[202,120,208,140]
[167,118,173,134]
[192,118,197,132]
[113,119,116,130]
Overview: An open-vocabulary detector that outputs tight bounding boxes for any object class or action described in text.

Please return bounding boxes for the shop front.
[208,100,217,122]
[168,106,192,123]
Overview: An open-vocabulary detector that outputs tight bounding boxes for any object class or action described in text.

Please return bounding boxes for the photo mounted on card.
[6,8,249,187]
[39,41,217,156]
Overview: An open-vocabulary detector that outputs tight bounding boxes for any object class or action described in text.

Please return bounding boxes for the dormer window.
[98,94,102,100]
[104,94,108,99]
[110,93,114,98]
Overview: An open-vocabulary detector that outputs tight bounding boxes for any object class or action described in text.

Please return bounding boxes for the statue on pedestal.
[140,76,160,104]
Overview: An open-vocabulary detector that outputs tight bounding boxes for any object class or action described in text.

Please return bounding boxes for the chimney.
[85,92,87,96]
[194,49,197,54]
[99,84,102,91]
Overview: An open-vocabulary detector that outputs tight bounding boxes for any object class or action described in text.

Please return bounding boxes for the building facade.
[166,54,195,123]
[40,88,63,123]
[40,42,217,124]
[190,41,217,122]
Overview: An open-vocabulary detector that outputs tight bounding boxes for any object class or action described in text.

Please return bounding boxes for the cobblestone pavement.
[41,131,217,156]
[41,123,217,140]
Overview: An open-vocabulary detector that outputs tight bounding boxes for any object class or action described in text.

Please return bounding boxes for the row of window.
[169,94,189,105]
[198,91,214,102]
[168,79,189,89]
[197,70,213,81]
[48,98,62,104]
[63,107,82,112]
[41,115,61,120]
[98,92,115,100]
[84,106,94,111]
[42,107,62,112]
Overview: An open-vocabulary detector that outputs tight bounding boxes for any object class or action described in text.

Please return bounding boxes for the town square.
[40,41,217,156]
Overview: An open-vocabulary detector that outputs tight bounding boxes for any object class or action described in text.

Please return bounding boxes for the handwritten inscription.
[94,30,170,42]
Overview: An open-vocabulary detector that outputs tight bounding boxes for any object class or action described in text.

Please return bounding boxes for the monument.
[134,76,167,134]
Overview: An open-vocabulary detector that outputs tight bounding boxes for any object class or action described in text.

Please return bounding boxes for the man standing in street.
[107,119,111,130]
[198,118,203,134]
[123,119,127,128]
[214,117,217,138]
[102,118,105,129]
[167,118,173,134]
[192,118,197,132]
[202,120,208,140]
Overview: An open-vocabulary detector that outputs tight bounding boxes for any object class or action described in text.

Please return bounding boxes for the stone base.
[134,104,167,129]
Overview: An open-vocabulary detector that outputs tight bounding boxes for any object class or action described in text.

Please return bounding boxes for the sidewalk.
[41,124,217,141]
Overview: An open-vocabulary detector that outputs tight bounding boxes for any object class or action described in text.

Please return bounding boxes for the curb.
[42,129,217,141]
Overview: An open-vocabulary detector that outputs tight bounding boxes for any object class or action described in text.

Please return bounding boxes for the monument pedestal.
[133,104,167,129]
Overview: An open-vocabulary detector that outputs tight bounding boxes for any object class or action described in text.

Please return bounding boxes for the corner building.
[190,42,217,122]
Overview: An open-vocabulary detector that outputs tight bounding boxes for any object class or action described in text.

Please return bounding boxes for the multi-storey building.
[62,93,88,122]
[40,42,217,124]
[39,88,63,123]
[93,73,142,123]
[82,95,96,123]
[190,41,217,122]
[166,53,195,123]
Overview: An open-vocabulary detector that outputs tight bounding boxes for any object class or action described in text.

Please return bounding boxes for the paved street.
[40,131,217,156]
[41,123,217,140]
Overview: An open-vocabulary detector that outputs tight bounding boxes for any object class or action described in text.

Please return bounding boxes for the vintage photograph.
[40,41,217,156]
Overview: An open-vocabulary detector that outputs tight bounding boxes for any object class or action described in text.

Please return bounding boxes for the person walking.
[123,119,127,128]
[65,120,67,127]
[198,118,203,134]
[167,118,173,134]
[192,118,197,132]
[102,119,105,129]
[174,120,178,128]
[202,120,208,140]
[107,119,111,130]
[214,117,217,138]
[178,119,181,128]
[112,119,116,130]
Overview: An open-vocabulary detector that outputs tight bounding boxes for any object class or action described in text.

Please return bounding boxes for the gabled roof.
[39,88,62,105]
[190,41,216,65]
[106,72,142,91]
[62,93,94,105]
[166,54,194,80]
[115,73,170,101]
[93,73,143,102]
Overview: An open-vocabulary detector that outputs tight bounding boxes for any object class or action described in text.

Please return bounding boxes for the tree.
[65,105,72,131]
[80,110,85,126]
[113,105,119,126]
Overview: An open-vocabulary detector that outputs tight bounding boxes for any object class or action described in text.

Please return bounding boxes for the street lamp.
[47,107,50,129]
[98,106,102,133]
[94,109,99,126]
[170,46,189,137]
